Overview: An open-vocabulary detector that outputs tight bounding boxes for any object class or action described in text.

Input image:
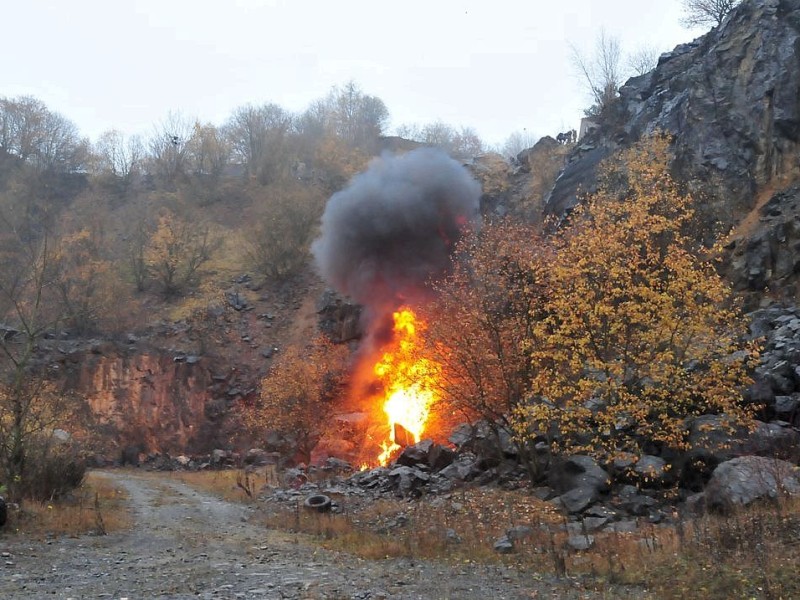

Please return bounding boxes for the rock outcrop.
[545,0,800,247]
[57,342,254,455]
[724,184,800,298]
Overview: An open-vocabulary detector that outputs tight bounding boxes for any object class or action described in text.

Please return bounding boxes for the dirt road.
[0,471,618,599]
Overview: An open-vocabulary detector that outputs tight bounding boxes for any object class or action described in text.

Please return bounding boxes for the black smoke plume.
[312,148,481,333]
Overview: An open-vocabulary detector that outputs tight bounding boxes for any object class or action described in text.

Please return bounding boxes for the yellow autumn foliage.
[514,133,757,459]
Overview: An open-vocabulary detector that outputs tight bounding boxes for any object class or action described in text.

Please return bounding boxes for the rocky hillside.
[544,0,800,300]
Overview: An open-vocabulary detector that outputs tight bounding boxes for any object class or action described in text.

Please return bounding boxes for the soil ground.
[0,470,637,599]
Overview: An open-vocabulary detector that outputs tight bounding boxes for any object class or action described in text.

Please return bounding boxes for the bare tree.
[186,121,230,178]
[397,120,484,158]
[571,29,624,117]
[680,0,742,28]
[502,129,539,158]
[224,103,291,179]
[294,99,330,141]
[94,129,144,181]
[452,126,484,157]
[145,209,218,297]
[628,45,660,77]
[0,96,88,173]
[328,81,389,150]
[148,111,194,185]
[0,209,86,502]
[244,182,323,280]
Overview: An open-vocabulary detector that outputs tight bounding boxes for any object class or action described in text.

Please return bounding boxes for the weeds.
[171,468,268,503]
[173,468,800,599]
[609,497,800,599]
[4,472,131,538]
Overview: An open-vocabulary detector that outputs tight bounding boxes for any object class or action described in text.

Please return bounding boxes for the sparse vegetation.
[166,467,800,600]
[680,0,742,28]
[171,468,271,503]
[244,181,325,280]
[6,472,131,537]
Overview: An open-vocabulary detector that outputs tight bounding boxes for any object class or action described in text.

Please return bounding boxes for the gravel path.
[0,471,627,599]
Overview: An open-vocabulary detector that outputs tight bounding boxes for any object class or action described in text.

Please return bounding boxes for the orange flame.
[374,308,438,465]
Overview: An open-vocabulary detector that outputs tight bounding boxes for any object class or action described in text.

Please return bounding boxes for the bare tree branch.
[680,0,742,28]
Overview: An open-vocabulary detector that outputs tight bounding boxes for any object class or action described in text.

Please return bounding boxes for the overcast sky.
[2,0,707,148]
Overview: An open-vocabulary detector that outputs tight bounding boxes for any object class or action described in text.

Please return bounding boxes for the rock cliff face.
[545,0,800,251]
[59,343,253,455]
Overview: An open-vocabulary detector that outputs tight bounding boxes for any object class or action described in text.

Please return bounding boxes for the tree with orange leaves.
[516,133,756,460]
[423,220,552,478]
[244,337,349,464]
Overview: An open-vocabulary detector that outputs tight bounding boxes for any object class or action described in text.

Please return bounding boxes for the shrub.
[13,436,87,501]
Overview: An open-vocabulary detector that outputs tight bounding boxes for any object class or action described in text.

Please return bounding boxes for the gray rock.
[556,485,598,514]
[585,505,618,519]
[603,520,638,534]
[614,484,659,516]
[493,535,514,554]
[396,440,456,472]
[683,492,707,516]
[445,528,461,544]
[316,289,362,343]
[447,423,474,447]
[446,420,518,459]
[686,414,750,463]
[567,534,594,551]
[775,394,800,416]
[578,516,610,532]
[542,0,800,295]
[548,455,610,495]
[634,455,674,487]
[612,452,637,472]
[749,420,800,455]
[705,455,800,511]
[438,454,480,481]
[388,465,430,497]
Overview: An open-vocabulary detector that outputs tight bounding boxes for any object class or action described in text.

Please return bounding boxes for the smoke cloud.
[312,148,481,321]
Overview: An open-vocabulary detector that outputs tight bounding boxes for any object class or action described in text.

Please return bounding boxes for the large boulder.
[704,455,800,511]
[549,455,610,514]
[447,420,518,463]
[549,455,611,495]
[395,440,456,472]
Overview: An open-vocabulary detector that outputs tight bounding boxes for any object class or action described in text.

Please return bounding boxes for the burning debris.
[312,148,481,464]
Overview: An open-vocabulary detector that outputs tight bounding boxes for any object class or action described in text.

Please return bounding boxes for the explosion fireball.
[374,308,439,465]
[312,147,481,465]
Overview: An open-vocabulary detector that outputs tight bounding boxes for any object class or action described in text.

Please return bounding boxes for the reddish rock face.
[62,346,254,455]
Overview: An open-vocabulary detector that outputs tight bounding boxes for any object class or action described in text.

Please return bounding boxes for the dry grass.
[170,467,275,503]
[172,468,800,598]
[621,497,800,599]
[259,486,565,566]
[258,486,800,599]
[6,472,131,538]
